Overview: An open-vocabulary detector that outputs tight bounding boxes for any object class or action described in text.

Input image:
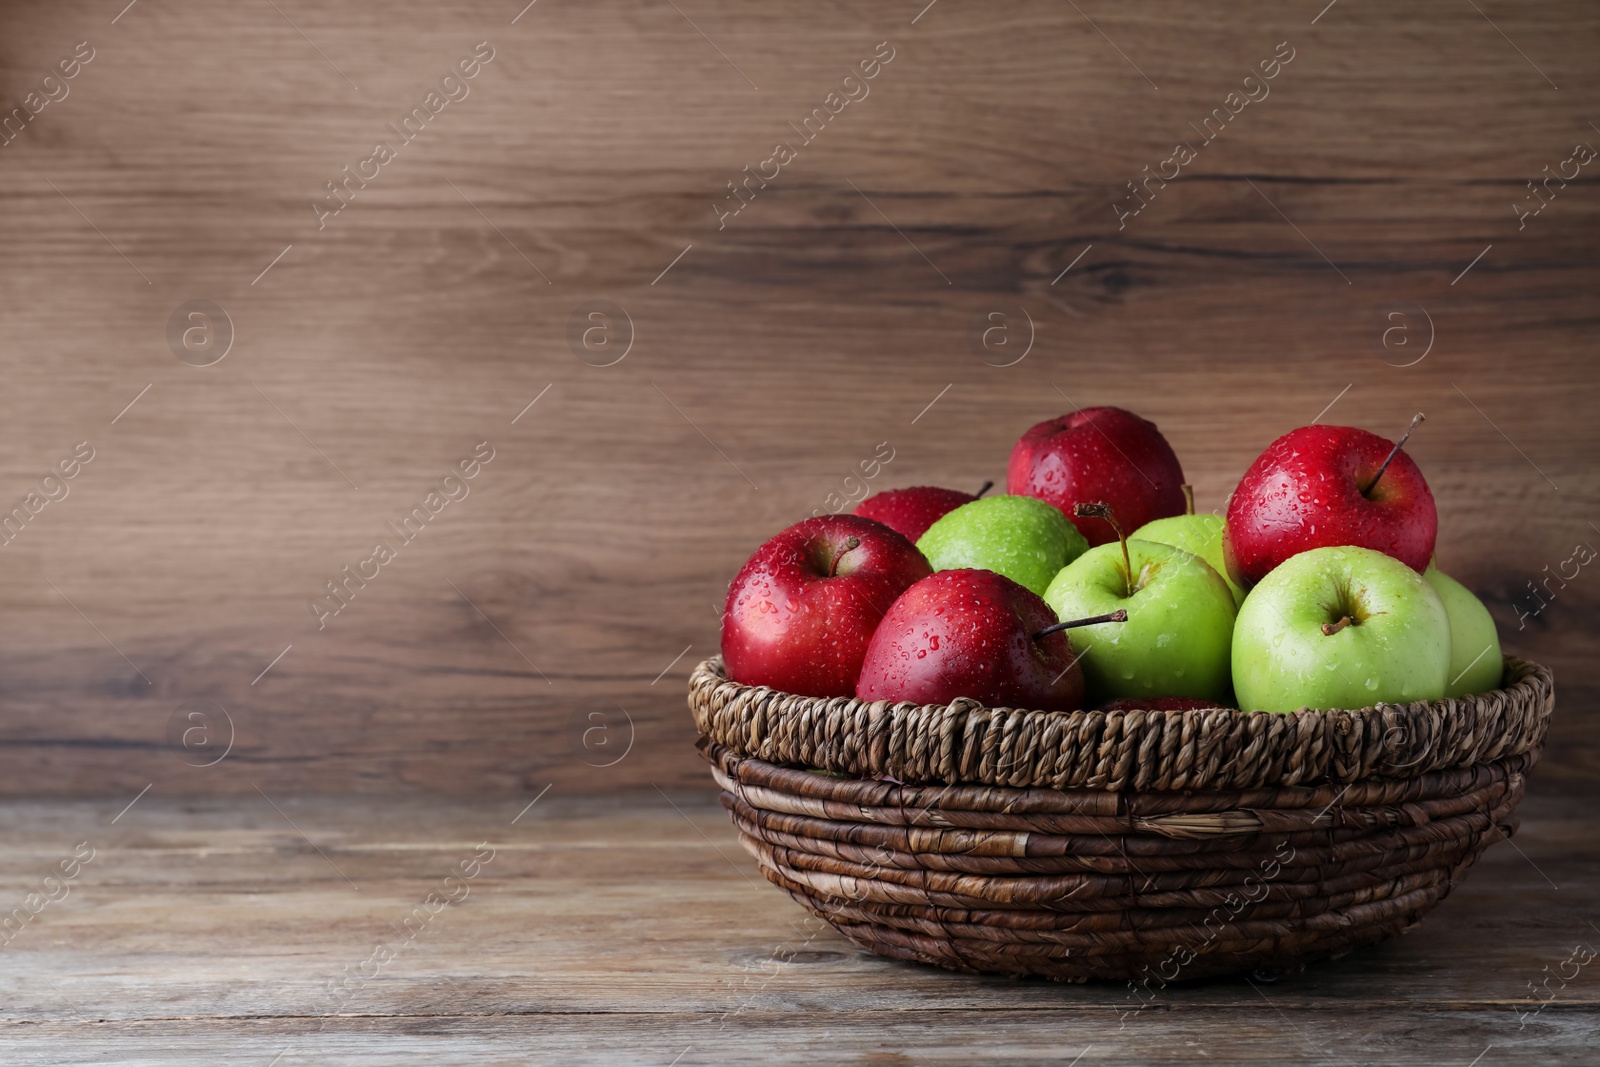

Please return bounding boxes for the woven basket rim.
[688,654,1554,792]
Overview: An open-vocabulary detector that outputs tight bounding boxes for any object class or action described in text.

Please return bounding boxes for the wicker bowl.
[689,655,1554,982]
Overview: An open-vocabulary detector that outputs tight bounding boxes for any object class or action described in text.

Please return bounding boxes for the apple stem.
[1321,615,1355,636]
[974,480,994,499]
[1033,609,1128,640]
[1182,484,1194,515]
[1075,501,1133,597]
[827,537,861,577]
[1363,412,1425,495]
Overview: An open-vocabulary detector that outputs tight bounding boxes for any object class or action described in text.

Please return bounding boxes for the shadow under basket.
[688,655,1555,982]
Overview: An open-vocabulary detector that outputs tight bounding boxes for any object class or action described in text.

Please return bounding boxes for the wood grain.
[0,792,1595,1064]
[0,0,1595,796]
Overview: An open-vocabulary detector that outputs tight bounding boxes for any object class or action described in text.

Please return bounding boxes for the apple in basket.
[855,568,1125,712]
[1042,503,1237,704]
[1224,415,1436,590]
[915,494,1089,596]
[1133,511,1246,606]
[854,481,994,543]
[1423,561,1503,697]
[1099,695,1232,711]
[1232,545,1451,712]
[720,514,930,698]
[1007,405,1188,546]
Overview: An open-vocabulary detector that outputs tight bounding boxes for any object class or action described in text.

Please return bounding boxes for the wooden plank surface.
[0,0,1595,796]
[0,792,1595,1064]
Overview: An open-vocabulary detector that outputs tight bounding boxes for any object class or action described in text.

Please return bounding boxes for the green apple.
[1134,513,1246,606]
[1424,562,1503,697]
[1233,545,1450,713]
[917,495,1088,596]
[1042,537,1236,702]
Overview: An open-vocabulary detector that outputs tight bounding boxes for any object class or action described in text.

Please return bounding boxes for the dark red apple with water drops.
[855,568,1122,711]
[721,515,931,698]
[1007,407,1187,546]
[1223,419,1436,590]
[854,481,992,543]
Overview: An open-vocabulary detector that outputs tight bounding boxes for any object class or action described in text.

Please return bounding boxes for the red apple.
[1224,423,1437,589]
[855,568,1110,712]
[1007,407,1187,546]
[721,515,931,697]
[854,481,991,543]
[1099,695,1234,712]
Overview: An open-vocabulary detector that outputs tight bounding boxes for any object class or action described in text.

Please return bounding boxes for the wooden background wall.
[0,0,1594,797]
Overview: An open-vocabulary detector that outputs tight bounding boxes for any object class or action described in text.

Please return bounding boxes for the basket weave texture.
[689,655,1555,981]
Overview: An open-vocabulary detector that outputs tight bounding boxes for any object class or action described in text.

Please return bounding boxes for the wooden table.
[1,789,1594,1065]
